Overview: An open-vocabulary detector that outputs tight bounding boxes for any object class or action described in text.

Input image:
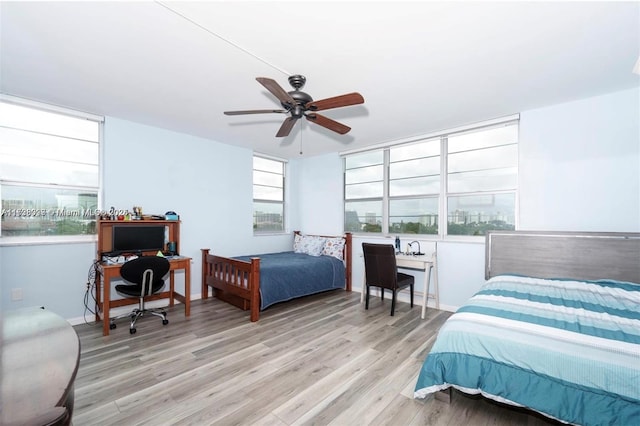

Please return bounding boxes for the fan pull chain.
[299,121,303,155]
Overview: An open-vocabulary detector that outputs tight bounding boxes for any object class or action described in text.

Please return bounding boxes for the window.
[253,155,285,233]
[447,124,518,236]
[343,117,518,237]
[389,139,440,235]
[345,151,383,233]
[0,98,102,238]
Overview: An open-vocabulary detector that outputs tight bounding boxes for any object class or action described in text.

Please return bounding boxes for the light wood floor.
[72,291,559,425]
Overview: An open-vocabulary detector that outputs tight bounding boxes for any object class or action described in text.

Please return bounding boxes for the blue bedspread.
[234,251,346,310]
[414,274,640,426]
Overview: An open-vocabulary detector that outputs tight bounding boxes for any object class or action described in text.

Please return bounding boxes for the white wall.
[295,87,640,310]
[519,88,640,231]
[294,153,345,235]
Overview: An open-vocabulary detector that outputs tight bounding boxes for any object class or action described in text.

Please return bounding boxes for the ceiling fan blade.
[305,113,351,135]
[276,117,298,137]
[224,109,287,115]
[306,92,364,111]
[256,77,296,106]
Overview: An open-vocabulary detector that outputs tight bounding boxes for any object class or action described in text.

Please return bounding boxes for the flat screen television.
[112,225,166,255]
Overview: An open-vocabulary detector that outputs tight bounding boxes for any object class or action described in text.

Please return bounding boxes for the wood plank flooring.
[72,291,559,426]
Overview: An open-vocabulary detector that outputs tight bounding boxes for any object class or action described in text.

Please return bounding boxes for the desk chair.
[109,256,170,334]
[362,243,414,316]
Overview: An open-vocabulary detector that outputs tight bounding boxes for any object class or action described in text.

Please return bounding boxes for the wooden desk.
[2,307,80,425]
[94,256,191,336]
[360,252,439,319]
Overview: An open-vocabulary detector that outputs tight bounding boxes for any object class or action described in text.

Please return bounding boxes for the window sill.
[349,233,486,244]
[0,234,97,247]
[253,231,289,237]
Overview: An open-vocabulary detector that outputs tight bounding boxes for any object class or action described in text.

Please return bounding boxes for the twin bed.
[414,231,640,425]
[201,231,352,322]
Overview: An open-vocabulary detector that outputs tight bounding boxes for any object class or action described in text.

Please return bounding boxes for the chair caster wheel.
[162,319,169,325]
[110,323,116,330]
[129,328,136,334]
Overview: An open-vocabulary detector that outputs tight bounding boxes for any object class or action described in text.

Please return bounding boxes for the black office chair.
[109,256,170,334]
[362,243,414,316]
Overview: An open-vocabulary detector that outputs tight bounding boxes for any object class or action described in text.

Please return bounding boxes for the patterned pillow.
[293,234,326,256]
[322,237,345,261]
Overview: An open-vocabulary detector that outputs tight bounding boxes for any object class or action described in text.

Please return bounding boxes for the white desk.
[361,252,439,319]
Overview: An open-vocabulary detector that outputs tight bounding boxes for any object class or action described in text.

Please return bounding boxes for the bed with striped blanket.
[414,274,640,425]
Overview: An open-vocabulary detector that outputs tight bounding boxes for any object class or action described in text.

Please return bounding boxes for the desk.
[2,307,80,425]
[395,253,438,319]
[95,256,191,336]
[360,252,438,319]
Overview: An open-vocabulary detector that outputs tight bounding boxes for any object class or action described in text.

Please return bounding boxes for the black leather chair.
[362,243,414,316]
[109,256,170,334]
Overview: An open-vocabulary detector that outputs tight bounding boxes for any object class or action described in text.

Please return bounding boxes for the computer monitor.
[112,225,165,255]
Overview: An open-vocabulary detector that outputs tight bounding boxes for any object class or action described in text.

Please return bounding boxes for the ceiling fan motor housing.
[284,90,313,109]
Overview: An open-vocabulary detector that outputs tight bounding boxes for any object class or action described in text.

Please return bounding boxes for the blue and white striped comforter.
[414,275,640,426]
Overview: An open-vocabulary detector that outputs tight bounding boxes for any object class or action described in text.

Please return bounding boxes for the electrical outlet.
[11,288,23,301]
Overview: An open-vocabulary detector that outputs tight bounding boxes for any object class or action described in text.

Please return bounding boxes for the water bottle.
[395,236,401,253]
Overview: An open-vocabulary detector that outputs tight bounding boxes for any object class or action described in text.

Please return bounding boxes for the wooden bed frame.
[201,231,352,322]
[436,229,640,404]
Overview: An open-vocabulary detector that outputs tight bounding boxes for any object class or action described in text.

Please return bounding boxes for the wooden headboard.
[485,230,640,283]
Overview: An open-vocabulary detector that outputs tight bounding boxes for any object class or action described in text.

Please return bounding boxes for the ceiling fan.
[224,75,364,137]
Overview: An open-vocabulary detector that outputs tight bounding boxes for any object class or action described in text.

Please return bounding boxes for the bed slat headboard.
[486,230,640,283]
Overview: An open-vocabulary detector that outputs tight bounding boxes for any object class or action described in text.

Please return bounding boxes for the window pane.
[253,156,283,173]
[389,175,440,196]
[448,144,517,174]
[254,201,283,232]
[389,156,439,180]
[345,181,383,199]
[390,139,439,162]
[448,167,517,193]
[345,164,383,185]
[1,154,99,187]
[254,184,283,201]
[389,139,441,199]
[0,127,99,165]
[0,102,99,142]
[253,170,283,188]
[389,197,438,235]
[345,151,383,169]
[448,124,517,153]
[447,193,515,236]
[345,200,382,233]
[1,185,98,236]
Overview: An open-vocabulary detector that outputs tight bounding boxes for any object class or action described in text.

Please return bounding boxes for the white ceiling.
[2,1,639,159]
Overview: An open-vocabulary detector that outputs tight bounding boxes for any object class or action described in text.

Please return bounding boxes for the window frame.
[343,115,519,240]
[0,95,104,245]
[252,154,287,235]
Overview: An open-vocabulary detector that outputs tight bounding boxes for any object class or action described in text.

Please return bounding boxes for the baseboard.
[67,292,203,326]
[353,287,458,313]
[67,288,457,326]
